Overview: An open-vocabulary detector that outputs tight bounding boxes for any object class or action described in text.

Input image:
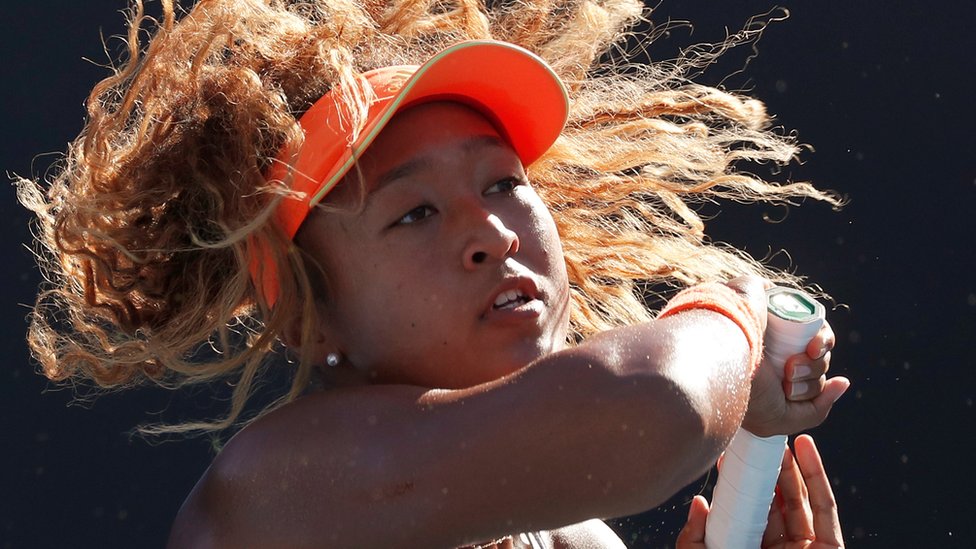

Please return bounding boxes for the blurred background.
[2,1,973,547]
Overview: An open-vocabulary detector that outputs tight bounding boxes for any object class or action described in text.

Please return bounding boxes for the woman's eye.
[485,177,523,195]
[395,205,436,226]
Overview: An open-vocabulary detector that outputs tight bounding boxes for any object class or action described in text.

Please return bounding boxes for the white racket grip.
[704,430,787,548]
[704,287,825,549]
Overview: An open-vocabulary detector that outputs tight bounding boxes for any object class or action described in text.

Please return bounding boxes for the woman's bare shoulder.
[167,384,430,547]
[226,384,428,451]
[202,385,426,482]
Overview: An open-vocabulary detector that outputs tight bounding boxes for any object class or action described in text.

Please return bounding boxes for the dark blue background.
[3,1,973,547]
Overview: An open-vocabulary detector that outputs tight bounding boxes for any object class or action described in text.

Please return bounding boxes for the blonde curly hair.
[18,0,841,435]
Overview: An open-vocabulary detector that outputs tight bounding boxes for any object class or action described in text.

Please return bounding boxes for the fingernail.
[790,381,809,398]
[791,364,812,381]
[815,345,829,360]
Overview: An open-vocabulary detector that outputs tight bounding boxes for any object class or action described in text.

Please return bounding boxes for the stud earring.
[326,353,341,368]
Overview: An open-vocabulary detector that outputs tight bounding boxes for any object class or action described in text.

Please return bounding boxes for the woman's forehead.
[299,102,522,229]
[367,101,506,150]
[348,102,515,185]
[307,102,516,210]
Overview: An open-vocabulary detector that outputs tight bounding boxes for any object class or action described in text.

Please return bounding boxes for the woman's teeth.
[493,289,528,309]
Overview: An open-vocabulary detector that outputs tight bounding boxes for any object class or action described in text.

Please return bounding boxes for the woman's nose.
[461,212,520,270]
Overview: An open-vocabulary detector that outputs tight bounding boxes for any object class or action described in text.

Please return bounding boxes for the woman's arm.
[168,282,834,547]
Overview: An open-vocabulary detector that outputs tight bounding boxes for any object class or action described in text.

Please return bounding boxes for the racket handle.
[704,287,824,549]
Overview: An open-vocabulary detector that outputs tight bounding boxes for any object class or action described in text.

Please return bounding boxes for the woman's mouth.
[482,277,544,322]
[493,288,531,310]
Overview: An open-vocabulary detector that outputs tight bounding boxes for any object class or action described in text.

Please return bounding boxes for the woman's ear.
[281,300,333,365]
[284,231,340,364]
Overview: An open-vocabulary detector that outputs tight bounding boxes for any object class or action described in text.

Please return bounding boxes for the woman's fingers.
[786,351,830,383]
[806,322,835,361]
[793,435,845,547]
[785,372,827,402]
[785,349,831,401]
[777,377,850,433]
[762,489,787,547]
[676,495,710,548]
[784,322,835,402]
[776,446,816,542]
[761,447,803,548]
[759,436,846,548]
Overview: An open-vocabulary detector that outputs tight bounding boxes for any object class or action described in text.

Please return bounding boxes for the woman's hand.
[676,434,845,549]
[742,299,849,437]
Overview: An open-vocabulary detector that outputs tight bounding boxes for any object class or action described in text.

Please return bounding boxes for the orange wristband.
[658,283,764,377]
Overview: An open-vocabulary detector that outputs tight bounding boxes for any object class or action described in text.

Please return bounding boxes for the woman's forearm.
[412,307,754,530]
[179,309,754,547]
[533,308,753,515]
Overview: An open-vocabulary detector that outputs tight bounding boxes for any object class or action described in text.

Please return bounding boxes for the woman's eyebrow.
[369,134,510,196]
[373,157,431,193]
[461,134,508,154]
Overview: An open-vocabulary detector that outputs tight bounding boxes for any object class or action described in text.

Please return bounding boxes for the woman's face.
[296,102,571,389]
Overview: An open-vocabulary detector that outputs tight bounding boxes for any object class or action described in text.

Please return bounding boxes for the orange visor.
[253,40,569,306]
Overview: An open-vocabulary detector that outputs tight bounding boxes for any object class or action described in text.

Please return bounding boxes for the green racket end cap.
[766,287,824,322]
